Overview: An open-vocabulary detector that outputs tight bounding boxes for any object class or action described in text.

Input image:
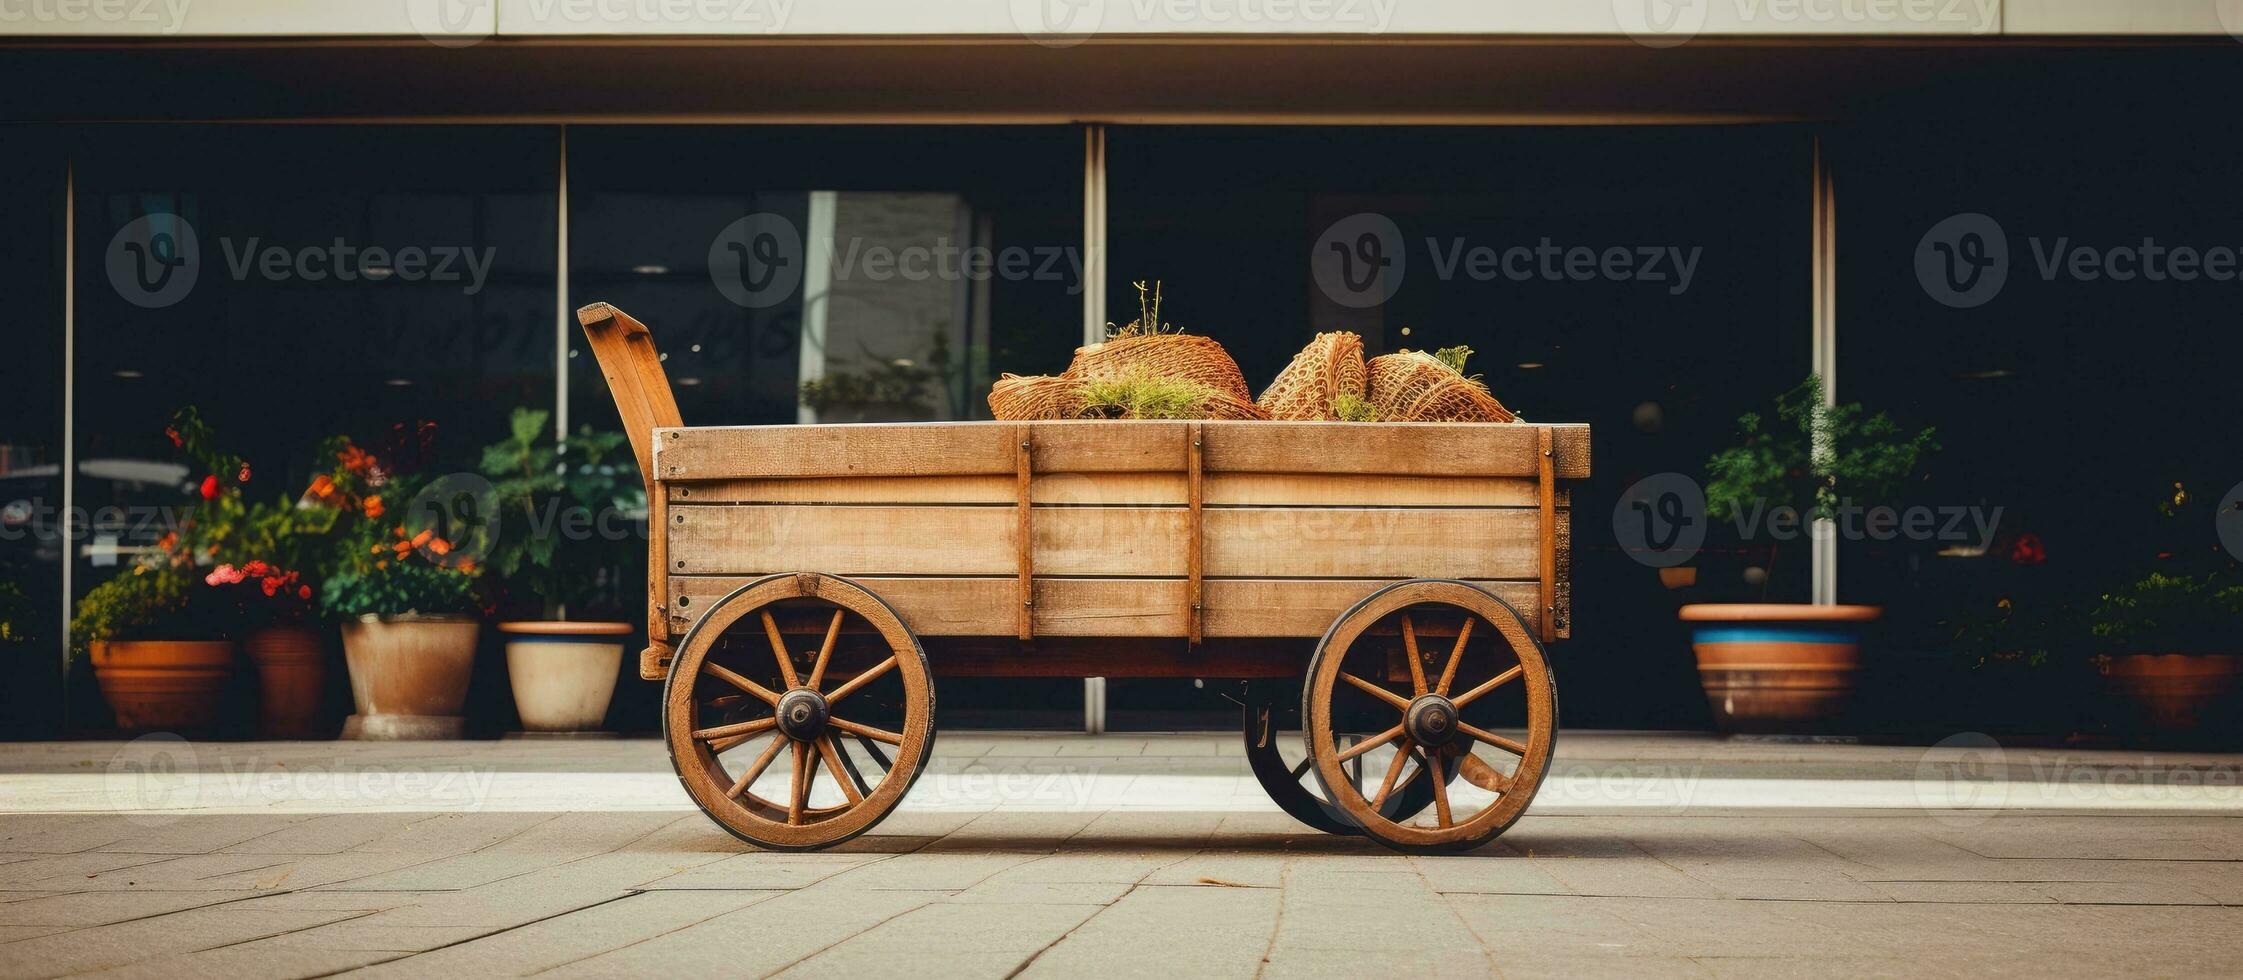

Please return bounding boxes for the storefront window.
[567,125,1088,728]
[0,132,66,737]
[70,125,559,732]
[1107,126,1812,729]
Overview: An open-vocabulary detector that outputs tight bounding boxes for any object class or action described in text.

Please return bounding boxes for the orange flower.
[361,495,385,519]
[338,444,377,475]
[410,529,435,549]
[426,537,451,557]
[371,544,385,555]
[305,474,336,502]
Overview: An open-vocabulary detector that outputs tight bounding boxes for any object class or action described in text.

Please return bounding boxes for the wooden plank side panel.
[656,420,1589,480]
[668,472,1567,509]
[669,505,1555,579]
[669,576,1550,639]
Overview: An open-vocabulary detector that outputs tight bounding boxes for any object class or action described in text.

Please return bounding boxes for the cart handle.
[577,301,682,678]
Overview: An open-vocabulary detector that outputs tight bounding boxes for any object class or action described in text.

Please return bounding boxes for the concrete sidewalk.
[0,732,2239,978]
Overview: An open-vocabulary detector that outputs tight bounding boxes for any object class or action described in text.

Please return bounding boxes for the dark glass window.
[1108,126,1813,729]
[567,125,1088,729]
[70,125,559,732]
[0,129,66,737]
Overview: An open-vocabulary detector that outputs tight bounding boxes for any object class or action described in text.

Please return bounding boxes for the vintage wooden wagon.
[580,302,1588,854]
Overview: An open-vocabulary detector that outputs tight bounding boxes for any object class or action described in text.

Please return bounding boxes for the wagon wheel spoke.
[693,717,776,744]
[827,735,876,799]
[1457,721,1528,756]
[1457,753,1511,794]
[829,716,904,746]
[1400,614,1429,696]
[1290,756,1315,780]
[825,656,897,705]
[854,734,894,771]
[1370,737,1415,808]
[787,741,814,825]
[704,662,781,705]
[1424,750,1454,828]
[1436,616,1475,696]
[806,609,845,692]
[1339,672,1411,713]
[726,736,788,800]
[1334,724,1404,764]
[815,736,864,805]
[1451,664,1523,709]
[761,611,802,689]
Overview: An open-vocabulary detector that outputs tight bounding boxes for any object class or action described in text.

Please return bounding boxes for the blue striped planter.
[1678,604,1880,732]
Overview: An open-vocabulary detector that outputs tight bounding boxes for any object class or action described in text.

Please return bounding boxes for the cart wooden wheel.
[1302,579,1557,854]
[664,572,935,851]
[1241,691,1443,836]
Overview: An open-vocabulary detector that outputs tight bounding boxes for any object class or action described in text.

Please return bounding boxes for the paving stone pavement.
[0,732,2239,978]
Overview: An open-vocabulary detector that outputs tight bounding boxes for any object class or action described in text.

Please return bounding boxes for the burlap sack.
[1064,334,1253,404]
[1257,332,1367,420]
[988,374,1086,420]
[1366,351,1518,423]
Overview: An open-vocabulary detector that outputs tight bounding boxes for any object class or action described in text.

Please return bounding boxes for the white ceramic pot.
[499,622,630,733]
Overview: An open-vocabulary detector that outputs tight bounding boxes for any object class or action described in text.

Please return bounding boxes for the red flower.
[297,585,313,600]
[163,425,183,448]
[199,475,220,500]
[236,462,252,483]
[244,560,271,577]
[2009,532,2047,565]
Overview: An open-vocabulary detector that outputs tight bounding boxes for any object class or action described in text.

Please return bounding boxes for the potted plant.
[67,407,258,732]
[2091,571,2243,737]
[70,564,239,732]
[479,407,641,733]
[162,407,339,738]
[1679,376,1937,731]
[310,425,487,740]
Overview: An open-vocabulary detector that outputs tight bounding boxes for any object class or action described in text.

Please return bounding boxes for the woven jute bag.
[1366,351,1518,423]
[988,374,1086,420]
[1064,334,1254,404]
[1257,331,1367,420]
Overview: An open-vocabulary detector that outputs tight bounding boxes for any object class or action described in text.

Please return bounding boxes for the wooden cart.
[581,302,1588,854]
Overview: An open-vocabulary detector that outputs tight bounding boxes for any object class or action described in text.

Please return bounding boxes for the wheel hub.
[1405,694,1460,748]
[774,688,830,741]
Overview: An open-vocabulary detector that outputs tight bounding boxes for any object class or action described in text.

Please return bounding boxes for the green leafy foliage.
[1704,376,1939,522]
[70,563,238,655]
[0,581,28,645]
[2090,571,2243,655]
[1333,392,1379,422]
[1105,280,1181,338]
[1430,345,1474,376]
[1078,373,1221,420]
[477,407,641,618]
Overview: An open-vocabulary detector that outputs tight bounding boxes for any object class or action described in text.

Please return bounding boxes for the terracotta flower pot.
[499,622,630,733]
[1679,603,1882,732]
[243,624,327,739]
[89,640,235,732]
[2103,653,2243,733]
[338,616,480,740]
